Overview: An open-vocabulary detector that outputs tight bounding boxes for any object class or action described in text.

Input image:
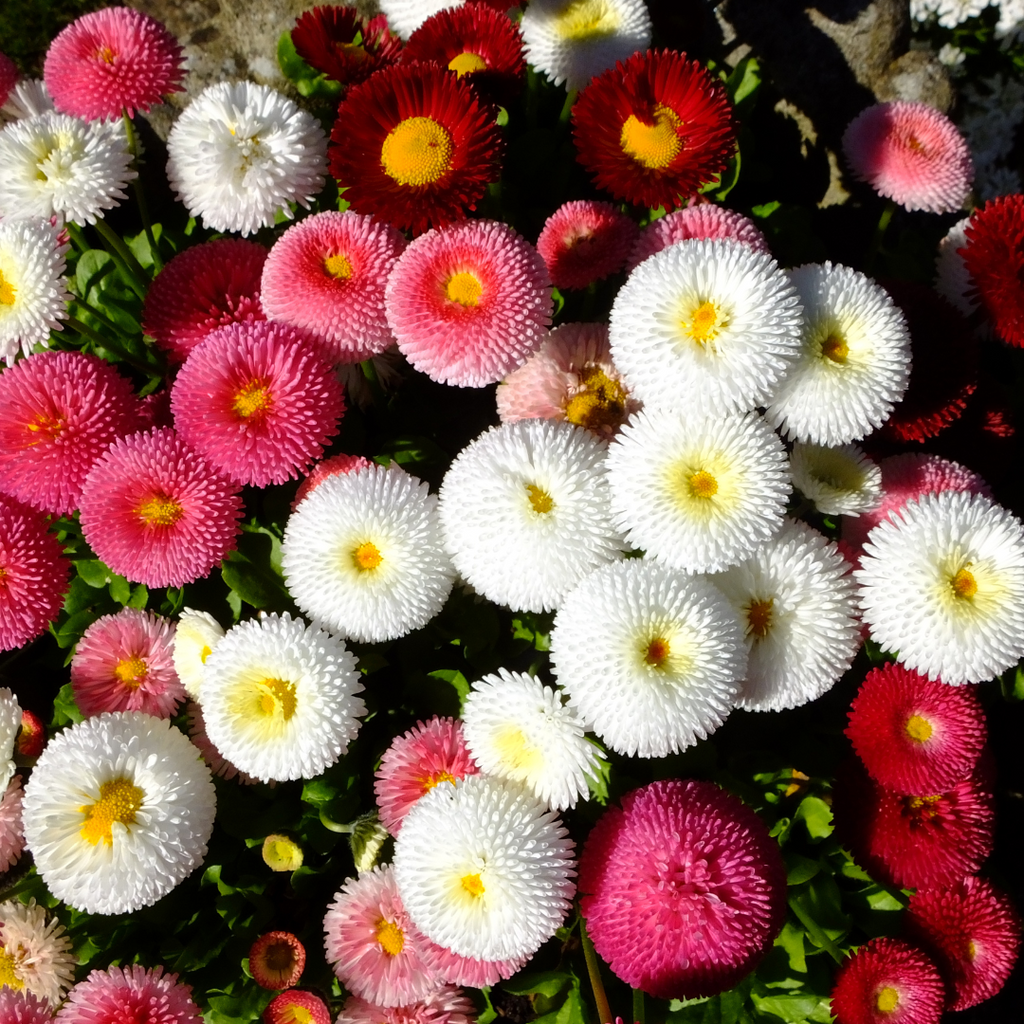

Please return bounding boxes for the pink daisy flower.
[56,965,201,1024]
[385,220,553,388]
[170,321,345,488]
[261,211,406,364]
[336,987,475,1024]
[373,716,479,835]
[0,990,54,1024]
[292,454,373,510]
[0,775,26,870]
[249,932,306,991]
[70,608,184,719]
[416,939,526,990]
[536,200,638,291]
[78,428,243,589]
[0,495,69,652]
[0,350,143,515]
[185,703,258,785]
[0,54,18,108]
[142,239,267,364]
[264,991,330,1024]
[43,8,185,121]
[842,100,973,214]
[579,779,787,999]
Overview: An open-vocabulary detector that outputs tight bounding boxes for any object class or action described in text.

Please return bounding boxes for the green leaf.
[276,30,342,99]
[378,434,450,474]
[584,740,612,805]
[51,608,99,650]
[108,572,131,605]
[75,558,113,588]
[220,531,291,610]
[751,992,832,1023]
[785,852,821,885]
[51,683,84,728]
[775,919,807,973]
[725,56,761,115]
[502,970,570,1000]
[751,200,781,219]
[127,584,149,609]
[794,795,833,841]
[428,668,470,704]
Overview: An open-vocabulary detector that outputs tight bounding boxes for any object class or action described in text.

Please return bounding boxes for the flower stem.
[581,918,612,1024]
[864,199,895,275]
[559,88,578,126]
[632,988,645,1024]
[122,110,163,273]
[65,316,157,375]
[318,809,355,833]
[93,217,149,301]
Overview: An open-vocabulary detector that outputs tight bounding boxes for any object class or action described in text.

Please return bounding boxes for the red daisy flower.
[264,991,330,1024]
[329,62,503,235]
[0,53,18,108]
[292,6,402,88]
[962,193,1024,348]
[43,8,185,120]
[906,876,1022,1011]
[58,964,201,1024]
[142,239,268,364]
[0,350,143,516]
[16,709,45,759]
[249,931,306,991]
[845,663,987,796]
[292,453,373,509]
[572,49,735,211]
[536,200,638,290]
[78,428,243,589]
[830,937,945,1024]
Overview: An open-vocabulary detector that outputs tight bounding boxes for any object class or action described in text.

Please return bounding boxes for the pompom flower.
[78,428,243,589]
[335,988,475,1024]
[292,6,401,87]
[172,609,225,701]
[536,200,638,290]
[1,79,54,122]
[22,712,216,916]
[572,49,735,210]
[263,991,330,1024]
[0,990,53,1024]
[842,100,973,213]
[934,217,976,316]
[789,442,882,517]
[0,775,26,870]
[293,453,373,509]
[0,900,74,1007]
[185,702,257,786]
[386,219,552,387]
[56,965,201,1024]
[249,932,306,991]
[579,779,786,999]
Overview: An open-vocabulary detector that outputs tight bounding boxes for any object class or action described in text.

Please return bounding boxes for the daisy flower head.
[78,428,243,589]
[264,991,330,1024]
[609,239,803,416]
[572,49,735,210]
[830,937,946,1024]
[293,453,373,509]
[170,320,345,488]
[549,558,746,757]
[392,774,576,962]
[845,663,986,795]
[0,775,26,870]
[282,463,455,643]
[0,990,52,1024]
[789,442,882,518]
[416,940,525,990]
[336,987,475,1024]
[57,965,201,1024]
[0,900,75,1007]
[141,239,267,364]
[606,407,790,574]
[765,262,911,445]
[172,609,224,701]
[0,350,142,516]
[292,7,401,88]
[962,193,1024,347]
[386,219,552,387]
[521,0,652,93]
[536,200,638,290]
[249,931,305,991]
[260,211,406,364]
[438,419,624,612]
[0,688,19,791]
[580,779,786,999]
[329,62,502,236]
[855,490,1024,684]
[934,217,977,316]
[185,702,258,785]
[22,712,216,916]
[842,100,973,213]
[462,669,603,810]
[16,709,45,760]
[1,80,54,123]
[198,612,365,784]
[166,81,327,237]
[0,55,16,108]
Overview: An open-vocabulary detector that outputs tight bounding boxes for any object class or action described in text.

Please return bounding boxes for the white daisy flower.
[282,463,455,644]
[0,111,136,225]
[609,238,804,417]
[934,217,977,317]
[764,262,911,445]
[172,608,225,701]
[377,0,462,39]
[606,407,790,574]
[549,558,746,757]
[392,774,576,962]
[1,79,54,122]
[461,669,603,811]
[856,490,1024,684]
[0,688,21,794]
[166,81,327,237]
[790,441,882,517]
[199,612,365,784]
[438,419,625,613]
[0,217,70,364]
[521,0,653,92]
[713,520,861,712]
[21,712,216,916]
[0,900,75,1006]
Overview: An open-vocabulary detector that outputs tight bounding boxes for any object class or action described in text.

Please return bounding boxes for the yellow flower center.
[0,946,24,990]
[461,873,485,897]
[26,412,65,442]
[380,116,453,187]
[255,677,297,720]
[564,365,629,433]
[422,770,456,793]
[324,253,353,280]
[644,636,670,667]
[95,46,116,64]
[0,270,15,306]
[492,726,544,774]
[336,41,368,64]
[553,0,619,40]
[445,271,482,307]
[278,1005,314,1024]
[876,987,899,1014]
[137,493,184,528]
[352,541,383,572]
[526,484,554,514]
[688,470,719,499]
[200,645,213,664]
[113,655,148,689]
[746,598,774,639]
[233,380,273,420]
[79,777,145,846]
[821,333,849,364]
[620,105,682,170]
[376,918,405,956]
[951,566,977,599]
[448,52,488,76]
[967,939,977,960]
[905,714,933,743]
[905,794,941,820]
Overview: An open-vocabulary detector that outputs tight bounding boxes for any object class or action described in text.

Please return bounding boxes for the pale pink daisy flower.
[336,987,475,1024]
[170,321,345,488]
[0,775,25,870]
[417,939,527,990]
[185,703,258,786]
[386,220,553,387]
[374,716,479,836]
[536,200,638,290]
[261,211,407,364]
[842,100,974,213]
[0,990,53,1024]
[55,965,201,1024]
[292,454,373,510]
[70,608,183,719]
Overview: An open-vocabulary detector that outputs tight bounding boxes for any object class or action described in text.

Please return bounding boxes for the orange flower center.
[746,598,774,639]
[689,470,718,499]
[905,714,933,743]
[564,365,628,433]
[255,677,297,720]
[114,655,148,689]
[0,270,15,306]
[821,333,849,364]
[620,104,682,169]
[461,873,485,897]
[448,52,487,77]
[644,637,670,667]
[950,566,977,600]
[876,987,900,1014]
[526,484,554,514]
[422,770,456,792]
[94,46,116,64]
[375,919,405,956]
[352,541,383,571]
[381,116,453,187]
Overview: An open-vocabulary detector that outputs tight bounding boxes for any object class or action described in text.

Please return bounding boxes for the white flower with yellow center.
[609,238,804,417]
[765,262,911,445]
[172,607,225,700]
[549,558,746,757]
[0,899,75,1006]
[521,0,652,92]
[392,774,576,962]
[21,712,216,916]
[198,612,365,783]
[606,407,790,574]
[282,463,455,643]
[856,490,1024,684]
[790,441,882,517]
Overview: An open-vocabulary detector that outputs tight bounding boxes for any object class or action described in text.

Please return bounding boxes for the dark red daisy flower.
[572,49,735,211]
[292,5,402,88]
[0,52,17,108]
[536,199,638,290]
[329,62,503,235]
[250,931,306,991]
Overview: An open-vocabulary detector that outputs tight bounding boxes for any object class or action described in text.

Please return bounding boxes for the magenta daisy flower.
[56,965,201,1024]
[261,211,406,364]
[580,779,786,999]
[336,988,475,1024]
[170,321,345,488]
[0,990,53,1024]
[142,239,267,364]
[43,8,185,121]
[536,200,638,290]
[0,775,25,870]
[386,220,552,387]
[78,428,243,589]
